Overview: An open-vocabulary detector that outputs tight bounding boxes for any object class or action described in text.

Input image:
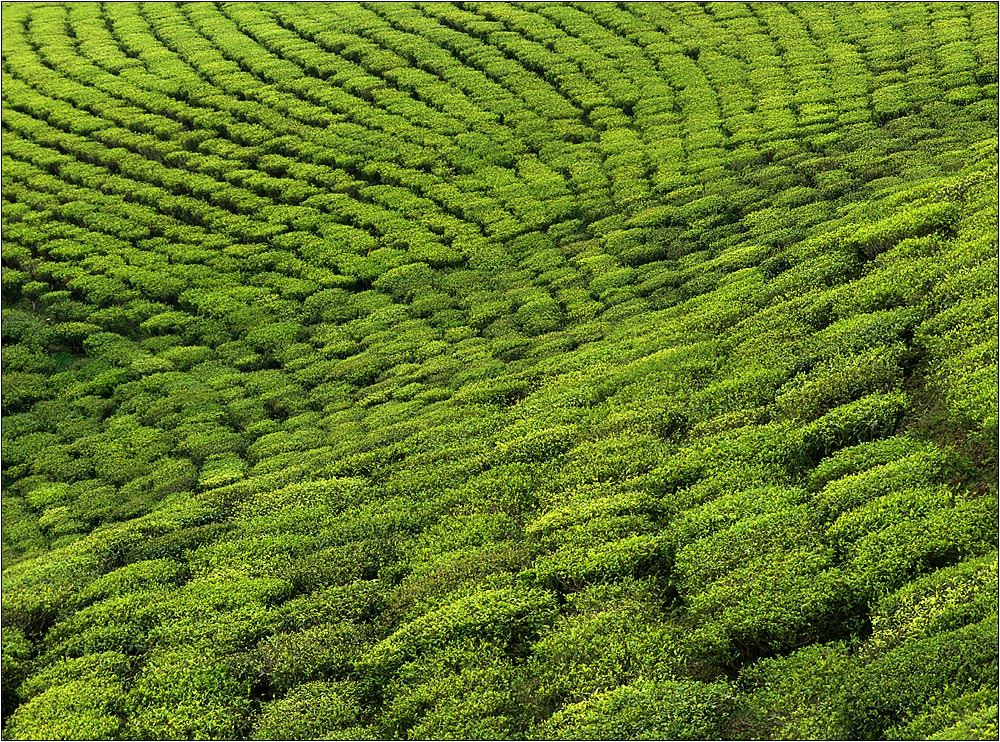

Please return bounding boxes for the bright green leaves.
[867,553,998,656]
[5,674,125,741]
[736,554,1000,741]
[252,680,368,740]
[739,642,855,740]
[843,496,997,602]
[378,639,528,740]
[537,677,739,741]
[848,617,999,740]
[496,424,578,464]
[252,622,369,697]
[526,580,684,713]
[842,201,959,261]
[336,586,557,736]
[774,345,908,423]
[673,502,851,666]
[362,586,558,680]
[2,2,998,740]
[125,647,253,740]
[800,391,909,463]
[524,482,672,594]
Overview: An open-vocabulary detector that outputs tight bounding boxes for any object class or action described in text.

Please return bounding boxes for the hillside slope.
[2,3,998,740]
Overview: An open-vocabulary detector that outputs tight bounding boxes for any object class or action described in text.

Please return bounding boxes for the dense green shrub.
[866,553,998,657]
[253,622,368,695]
[889,687,999,741]
[378,639,529,740]
[806,436,935,490]
[527,580,683,709]
[535,677,738,740]
[800,391,909,462]
[843,495,997,600]
[846,617,999,739]
[738,642,854,740]
[252,680,368,740]
[4,676,124,741]
[774,344,907,422]
[124,646,255,740]
[1,2,996,739]
[359,586,558,684]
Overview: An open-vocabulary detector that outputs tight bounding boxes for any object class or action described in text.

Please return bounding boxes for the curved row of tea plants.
[2,3,998,740]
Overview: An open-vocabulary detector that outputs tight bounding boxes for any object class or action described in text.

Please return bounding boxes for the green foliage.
[1,628,34,717]
[359,586,558,684]
[378,638,530,740]
[738,642,854,740]
[253,622,368,695]
[535,677,738,740]
[252,680,367,740]
[842,201,959,260]
[892,687,999,741]
[775,344,907,422]
[843,496,997,600]
[496,424,578,464]
[527,580,683,709]
[801,391,909,462]
[125,647,254,740]
[1,2,997,740]
[806,436,934,491]
[846,617,999,739]
[4,678,123,741]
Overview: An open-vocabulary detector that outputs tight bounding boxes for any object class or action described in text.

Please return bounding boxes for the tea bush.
[535,677,738,741]
[252,680,367,741]
[1,2,996,739]
[738,642,854,740]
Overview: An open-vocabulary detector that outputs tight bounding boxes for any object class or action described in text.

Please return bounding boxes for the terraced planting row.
[2,3,998,740]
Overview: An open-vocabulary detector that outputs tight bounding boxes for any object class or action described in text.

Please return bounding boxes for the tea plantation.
[2,3,998,740]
